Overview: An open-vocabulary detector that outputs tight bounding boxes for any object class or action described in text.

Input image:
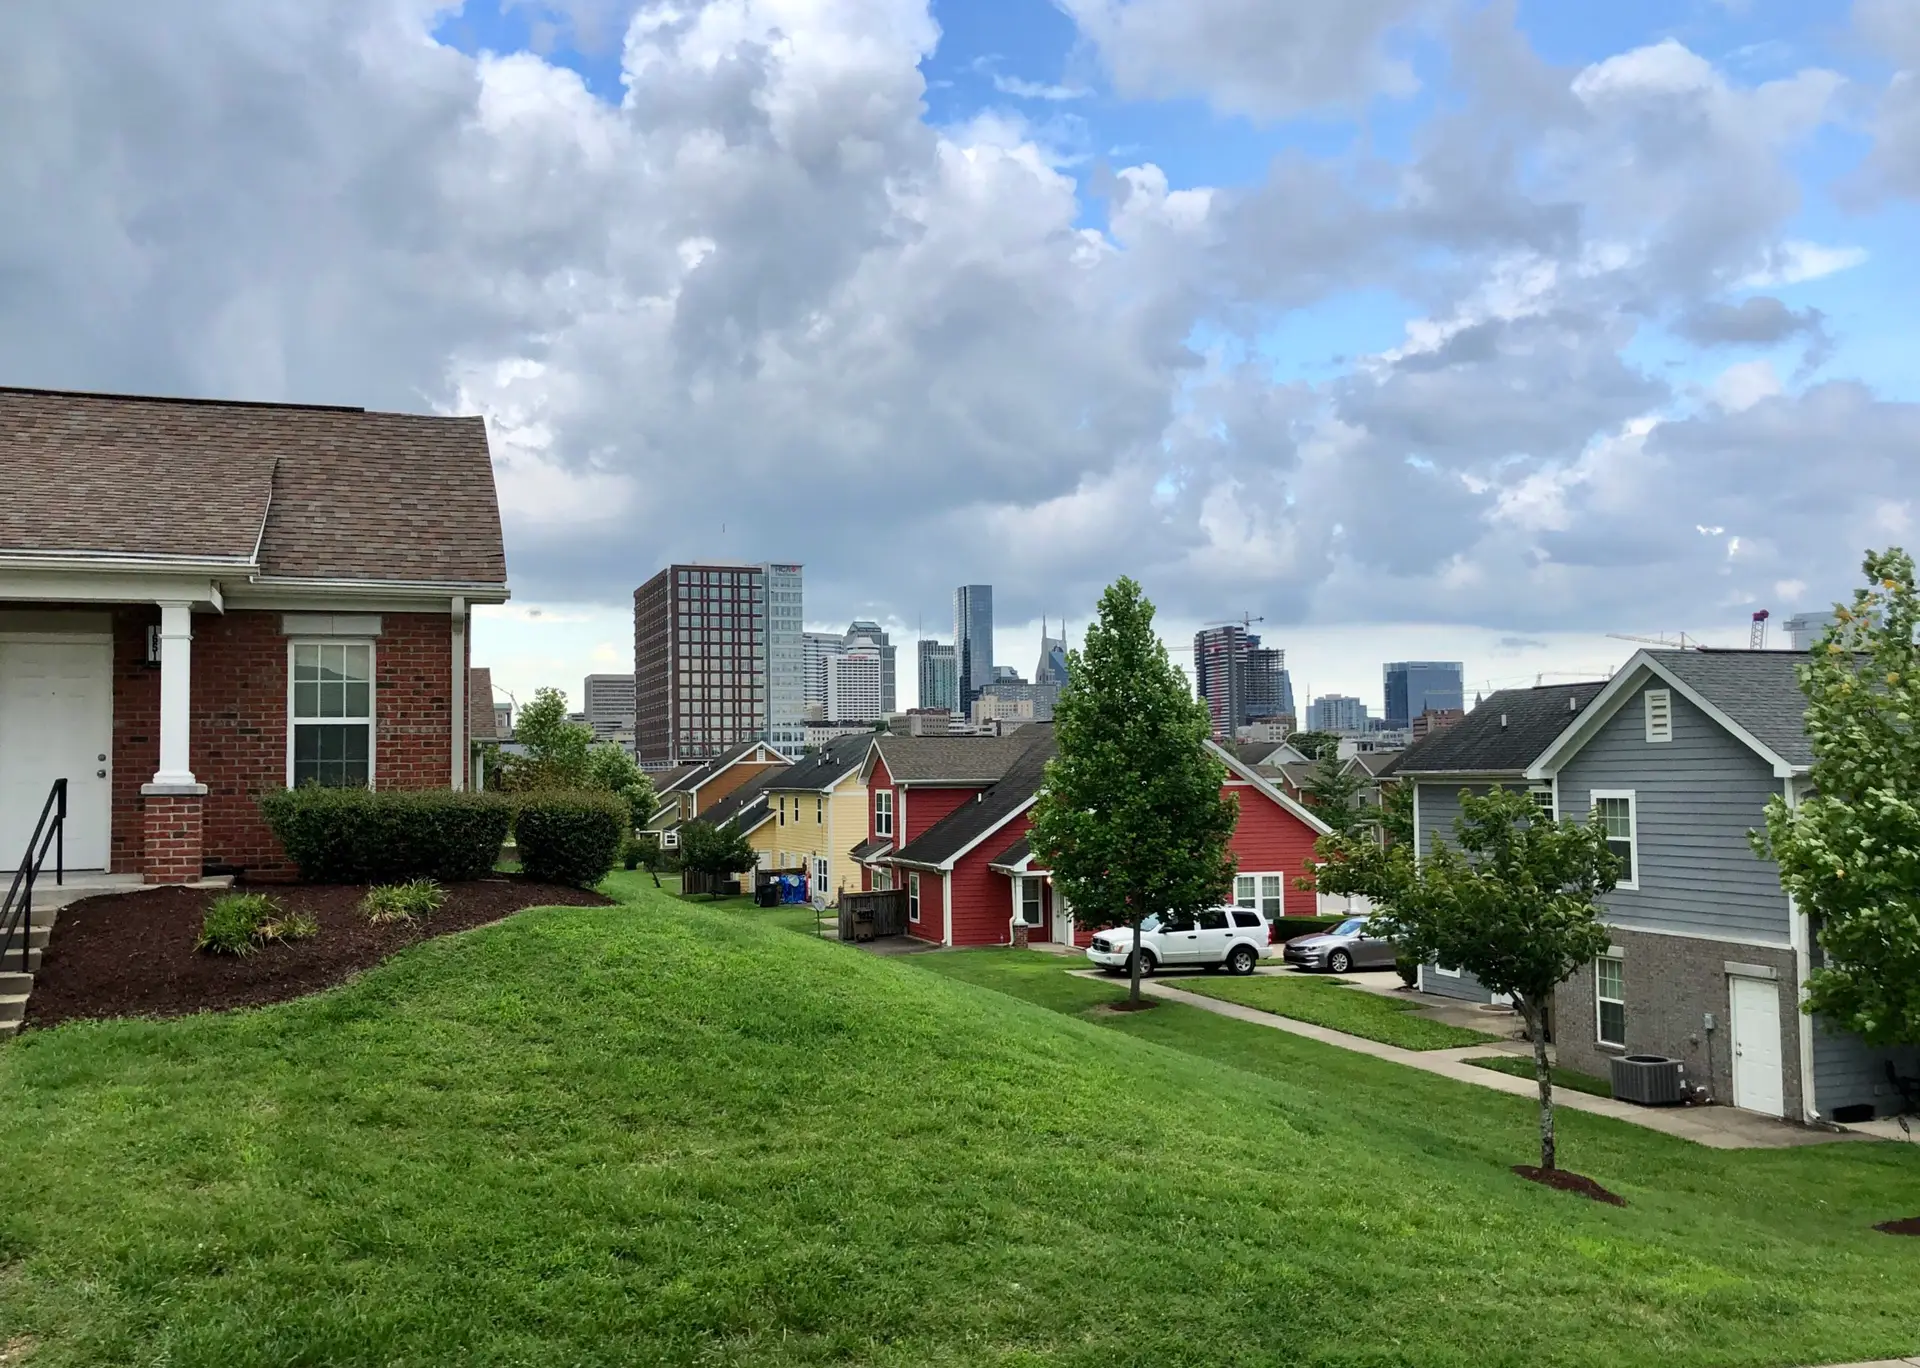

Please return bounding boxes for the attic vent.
[1644,689,1673,744]
[1499,713,1508,729]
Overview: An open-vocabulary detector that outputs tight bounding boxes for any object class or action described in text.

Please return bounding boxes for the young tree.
[1314,787,1617,1171]
[587,741,657,833]
[1301,749,1367,834]
[1378,778,1415,848]
[501,687,593,790]
[1288,730,1340,761]
[679,820,758,900]
[1030,577,1238,1006]
[1755,547,1920,1053]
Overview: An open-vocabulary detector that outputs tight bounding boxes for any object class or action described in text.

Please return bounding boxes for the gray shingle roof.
[888,733,1057,868]
[1646,649,1813,767]
[1394,681,1607,776]
[696,767,789,831]
[869,727,1050,783]
[988,835,1032,870]
[0,386,505,584]
[767,735,871,792]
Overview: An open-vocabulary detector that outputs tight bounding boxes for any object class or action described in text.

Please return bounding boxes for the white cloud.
[1707,358,1784,411]
[1738,240,1870,287]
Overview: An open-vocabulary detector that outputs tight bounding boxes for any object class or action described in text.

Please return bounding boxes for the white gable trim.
[1526,651,1799,781]
[1207,740,1334,836]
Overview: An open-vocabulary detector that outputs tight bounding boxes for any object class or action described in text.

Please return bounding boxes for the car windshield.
[1333,918,1369,937]
[1139,915,1162,933]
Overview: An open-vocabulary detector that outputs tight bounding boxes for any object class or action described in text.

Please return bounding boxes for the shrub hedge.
[515,790,627,889]
[259,787,512,884]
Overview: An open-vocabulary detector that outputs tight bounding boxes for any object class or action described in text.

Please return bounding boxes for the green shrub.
[515,791,627,889]
[362,878,446,925]
[259,787,512,884]
[1395,952,1419,988]
[196,893,281,955]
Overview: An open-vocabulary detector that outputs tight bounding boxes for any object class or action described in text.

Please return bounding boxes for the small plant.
[196,892,281,956]
[257,908,320,945]
[362,879,446,925]
[1394,952,1419,989]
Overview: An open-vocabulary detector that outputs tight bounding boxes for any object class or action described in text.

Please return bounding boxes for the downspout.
[1785,775,1819,1123]
[450,596,467,790]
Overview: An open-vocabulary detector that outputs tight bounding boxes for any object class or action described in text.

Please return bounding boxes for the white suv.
[1086,907,1269,976]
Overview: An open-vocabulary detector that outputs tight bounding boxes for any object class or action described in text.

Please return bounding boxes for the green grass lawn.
[1163,969,1504,1049]
[1466,1052,1616,1097]
[672,885,831,938]
[3,879,1918,1367]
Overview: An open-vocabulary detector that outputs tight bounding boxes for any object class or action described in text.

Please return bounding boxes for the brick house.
[0,386,508,884]
[852,729,1330,947]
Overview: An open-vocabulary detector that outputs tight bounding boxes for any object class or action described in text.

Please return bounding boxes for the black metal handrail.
[1,778,65,974]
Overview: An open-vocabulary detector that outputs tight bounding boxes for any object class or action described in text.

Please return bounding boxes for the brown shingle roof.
[0,387,505,584]
[468,668,497,741]
[869,727,1050,784]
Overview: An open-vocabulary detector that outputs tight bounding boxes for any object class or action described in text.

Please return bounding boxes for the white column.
[450,596,467,790]
[151,601,197,788]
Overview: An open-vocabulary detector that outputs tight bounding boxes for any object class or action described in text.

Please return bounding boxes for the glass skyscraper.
[762,562,805,755]
[917,639,957,712]
[1382,660,1465,731]
[954,585,994,716]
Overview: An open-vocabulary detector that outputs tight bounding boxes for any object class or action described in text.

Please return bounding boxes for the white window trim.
[1430,963,1461,979]
[1590,789,1640,890]
[907,871,921,922]
[1595,955,1626,1048]
[1233,871,1288,918]
[285,638,377,789]
[1018,876,1044,927]
[874,789,893,837]
[1644,688,1673,744]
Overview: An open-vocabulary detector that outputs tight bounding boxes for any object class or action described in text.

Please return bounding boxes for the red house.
[853,728,1331,948]
[0,386,508,886]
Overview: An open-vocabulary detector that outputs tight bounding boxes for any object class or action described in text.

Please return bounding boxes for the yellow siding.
[758,773,869,901]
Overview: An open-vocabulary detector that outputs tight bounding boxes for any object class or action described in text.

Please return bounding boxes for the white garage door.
[0,640,113,873]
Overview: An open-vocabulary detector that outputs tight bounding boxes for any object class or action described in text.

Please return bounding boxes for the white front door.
[0,640,113,872]
[1730,975,1786,1117]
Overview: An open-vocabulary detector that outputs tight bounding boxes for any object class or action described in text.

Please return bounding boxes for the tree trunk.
[1521,997,1557,1171]
[1129,913,1144,1006]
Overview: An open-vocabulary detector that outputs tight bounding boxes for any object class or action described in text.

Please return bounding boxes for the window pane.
[294,723,370,788]
[1599,1000,1626,1047]
[1234,875,1256,907]
[1198,909,1227,930]
[1260,875,1284,916]
[1608,839,1633,883]
[294,644,319,679]
[294,681,319,718]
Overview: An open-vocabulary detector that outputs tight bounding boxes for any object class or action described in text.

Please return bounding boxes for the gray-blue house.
[1391,680,1607,1004]
[1528,648,1917,1123]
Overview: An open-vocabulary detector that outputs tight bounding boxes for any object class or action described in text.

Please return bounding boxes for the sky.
[3,0,1917,715]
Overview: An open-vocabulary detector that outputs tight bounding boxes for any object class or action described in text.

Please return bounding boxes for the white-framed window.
[874,789,893,837]
[907,872,921,921]
[661,828,679,850]
[813,856,829,889]
[1596,955,1626,1047]
[1530,784,1554,818]
[288,640,374,788]
[1019,877,1044,927]
[1233,873,1286,917]
[1430,963,1461,979]
[1591,791,1638,889]
[1644,689,1673,744]
[874,868,891,892]
[816,796,824,823]
[777,796,786,826]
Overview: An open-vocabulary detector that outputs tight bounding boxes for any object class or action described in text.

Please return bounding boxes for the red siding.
[867,754,894,843]
[901,784,974,842]
[945,809,1034,948]
[1225,780,1322,918]
[906,868,945,944]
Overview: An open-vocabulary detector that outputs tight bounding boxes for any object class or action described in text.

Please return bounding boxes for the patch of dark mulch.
[26,878,613,1028]
[1512,1165,1627,1206]
[1097,999,1161,1014]
[1873,1216,1920,1236]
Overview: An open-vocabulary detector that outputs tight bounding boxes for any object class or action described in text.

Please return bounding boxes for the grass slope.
[0,878,1913,1367]
[1168,970,1502,1049]
[1467,1052,1615,1097]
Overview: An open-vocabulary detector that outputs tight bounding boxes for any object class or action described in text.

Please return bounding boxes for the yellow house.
[754,735,873,904]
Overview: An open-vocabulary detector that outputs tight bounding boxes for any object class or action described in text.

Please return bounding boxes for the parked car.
[1281,915,1397,973]
[1086,907,1269,976]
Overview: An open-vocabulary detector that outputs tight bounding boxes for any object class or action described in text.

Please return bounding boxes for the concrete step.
[0,971,31,996]
[0,926,50,952]
[0,995,25,1024]
[30,872,145,912]
[0,1019,17,1040]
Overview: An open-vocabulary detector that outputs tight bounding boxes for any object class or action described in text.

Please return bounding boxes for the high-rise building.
[802,630,842,711]
[917,639,957,712]
[1785,612,1837,650]
[845,620,896,714]
[1382,661,1464,731]
[1307,693,1370,734]
[803,621,896,719]
[582,673,636,739]
[954,585,994,716]
[1034,620,1069,688]
[634,563,769,767]
[1194,625,1292,739]
[826,648,885,722]
[763,563,805,755]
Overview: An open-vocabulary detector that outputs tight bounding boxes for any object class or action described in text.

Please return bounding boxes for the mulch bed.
[1873,1216,1920,1236]
[1512,1165,1627,1206]
[26,878,613,1028]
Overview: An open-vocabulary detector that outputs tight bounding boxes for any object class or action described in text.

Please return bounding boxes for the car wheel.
[1227,945,1258,976]
[1129,951,1156,978]
[1327,949,1353,974]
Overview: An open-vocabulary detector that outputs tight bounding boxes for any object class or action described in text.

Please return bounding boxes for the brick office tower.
[635,564,770,768]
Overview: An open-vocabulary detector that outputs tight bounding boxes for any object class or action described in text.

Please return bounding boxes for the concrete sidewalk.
[1096,973,1875,1150]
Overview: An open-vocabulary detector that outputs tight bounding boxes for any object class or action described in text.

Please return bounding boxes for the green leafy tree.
[1030,577,1238,1006]
[1302,749,1366,834]
[501,687,593,791]
[1755,547,1920,1051]
[1379,778,1415,848]
[587,741,657,833]
[1289,730,1341,761]
[1314,787,1617,1170]
[679,820,758,900]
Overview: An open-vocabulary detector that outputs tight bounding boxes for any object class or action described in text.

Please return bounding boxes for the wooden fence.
[837,889,910,941]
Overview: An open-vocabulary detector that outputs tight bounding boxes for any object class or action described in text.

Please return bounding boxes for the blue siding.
[1412,779,1500,1003]
[1813,1023,1919,1119]
[1557,684,1791,946]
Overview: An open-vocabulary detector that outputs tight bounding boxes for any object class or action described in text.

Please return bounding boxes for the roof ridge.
[0,384,368,414]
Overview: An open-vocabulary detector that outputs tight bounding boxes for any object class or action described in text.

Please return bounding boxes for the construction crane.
[1607,631,1699,650]
[1750,609,1770,649]
[1205,614,1266,631]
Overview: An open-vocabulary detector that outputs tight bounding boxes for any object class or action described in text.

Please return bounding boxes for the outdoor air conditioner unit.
[1608,1054,1687,1106]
